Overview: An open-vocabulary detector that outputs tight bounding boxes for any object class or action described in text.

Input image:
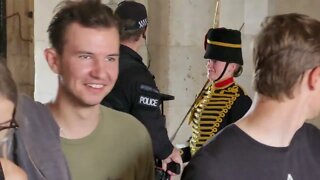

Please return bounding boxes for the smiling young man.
[14,1,154,180]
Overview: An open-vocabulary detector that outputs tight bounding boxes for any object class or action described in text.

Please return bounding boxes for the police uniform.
[189,28,252,155]
[101,45,173,160]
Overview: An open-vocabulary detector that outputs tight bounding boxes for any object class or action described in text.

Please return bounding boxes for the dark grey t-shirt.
[182,123,320,180]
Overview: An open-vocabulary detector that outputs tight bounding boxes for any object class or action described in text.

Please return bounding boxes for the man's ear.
[308,66,320,90]
[142,27,147,40]
[44,48,61,74]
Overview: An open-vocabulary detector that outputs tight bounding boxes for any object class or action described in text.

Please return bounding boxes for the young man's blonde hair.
[254,13,320,100]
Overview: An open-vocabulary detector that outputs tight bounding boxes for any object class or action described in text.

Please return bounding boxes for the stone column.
[6,0,34,97]
[148,0,216,144]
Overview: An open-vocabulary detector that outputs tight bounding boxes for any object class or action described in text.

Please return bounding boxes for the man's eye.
[106,57,116,62]
[79,55,91,60]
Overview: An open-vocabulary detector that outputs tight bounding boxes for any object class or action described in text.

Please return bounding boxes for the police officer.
[189,28,252,155]
[101,1,182,175]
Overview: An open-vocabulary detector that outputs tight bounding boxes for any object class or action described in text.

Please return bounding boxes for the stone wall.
[6,0,34,97]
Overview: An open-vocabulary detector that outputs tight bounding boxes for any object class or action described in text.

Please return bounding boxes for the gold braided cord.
[190,83,240,155]
[206,40,241,48]
[206,100,235,105]
[198,115,220,119]
[197,122,221,126]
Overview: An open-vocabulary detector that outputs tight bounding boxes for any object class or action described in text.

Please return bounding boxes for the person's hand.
[162,148,182,176]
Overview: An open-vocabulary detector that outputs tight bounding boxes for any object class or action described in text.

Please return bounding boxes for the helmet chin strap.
[214,63,229,82]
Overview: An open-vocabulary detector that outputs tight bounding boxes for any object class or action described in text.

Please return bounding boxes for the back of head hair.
[233,65,243,77]
[117,24,146,42]
[0,61,18,105]
[47,0,119,55]
[254,13,320,100]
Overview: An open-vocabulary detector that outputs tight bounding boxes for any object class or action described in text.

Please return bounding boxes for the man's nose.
[91,59,107,79]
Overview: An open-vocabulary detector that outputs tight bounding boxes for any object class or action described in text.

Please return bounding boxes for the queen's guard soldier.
[189,28,252,155]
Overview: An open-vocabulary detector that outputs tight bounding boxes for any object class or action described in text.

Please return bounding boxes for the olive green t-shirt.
[61,106,154,180]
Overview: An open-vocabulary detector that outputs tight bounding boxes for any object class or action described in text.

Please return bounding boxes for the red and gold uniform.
[189,77,251,155]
